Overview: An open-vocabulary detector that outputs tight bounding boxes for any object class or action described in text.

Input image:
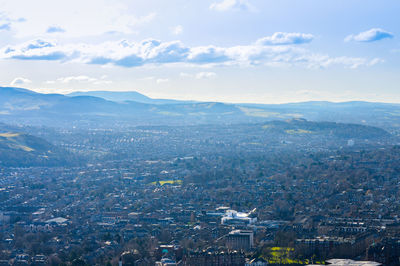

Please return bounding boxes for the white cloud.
[368,58,385,66]
[10,77,32,86]
[156,78,169,84]
[296,54,384,69]
[180,72,217,79]
[0,37,383,70]
[0,23,10,31]
[46,26,65,34]
[180,72,192,78]
[46,75,112,85]
[171,25,183,35]
[195,72,217,79]
[139,76,171,84]
[138,76,155,81]
[345,28,394,42]
[256,32,314,45]
[0,0,156,38]
[57,75,97,83]
[0,11,25,31]
[210,0,254,11]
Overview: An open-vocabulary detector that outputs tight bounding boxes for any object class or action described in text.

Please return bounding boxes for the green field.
[285,129,313,134]
[150,180,183,186]
[260,247,325,265]
[0,132,35,152]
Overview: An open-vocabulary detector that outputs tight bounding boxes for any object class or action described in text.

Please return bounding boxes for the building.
[155,257,177,266]
[245,257,268,266]
[323,259,381,265]
[183,250,245,266]
[221,210,257,226]
[226,230,254,251]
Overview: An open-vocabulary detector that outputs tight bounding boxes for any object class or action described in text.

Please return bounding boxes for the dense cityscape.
[1,117,400,265]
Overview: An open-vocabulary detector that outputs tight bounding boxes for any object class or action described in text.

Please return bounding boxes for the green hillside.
[0,127,78,167]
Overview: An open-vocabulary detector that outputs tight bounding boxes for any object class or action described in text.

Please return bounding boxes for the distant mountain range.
[1,86,400,129]
[68,90,195,105]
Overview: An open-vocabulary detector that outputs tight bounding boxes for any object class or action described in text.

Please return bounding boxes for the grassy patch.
[239,107,281,118]
[285,129,313,134]
[262,125,274,129]
[0,132,20,138]
[0,132,35,152]
[151,180,183,186]
[260,247,324,265]
[17,145,35,152]
[157,111,183,116]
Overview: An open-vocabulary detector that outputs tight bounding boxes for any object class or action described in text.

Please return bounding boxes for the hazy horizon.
[4,85,400,105]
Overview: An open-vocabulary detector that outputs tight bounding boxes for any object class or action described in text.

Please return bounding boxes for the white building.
[309,259,381,266]
[221,210,257,225]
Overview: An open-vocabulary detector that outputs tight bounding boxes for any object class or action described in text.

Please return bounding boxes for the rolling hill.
[0,122,78,167]
[260,118,391,140]
[1,86,400,131]
[67,90,192,104]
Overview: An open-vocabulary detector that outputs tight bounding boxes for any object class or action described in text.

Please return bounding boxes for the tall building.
[226,230,254,251]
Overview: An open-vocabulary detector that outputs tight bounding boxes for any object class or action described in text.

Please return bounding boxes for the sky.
[0,0,399,103]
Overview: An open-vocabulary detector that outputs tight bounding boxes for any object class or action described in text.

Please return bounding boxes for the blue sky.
[0,0,399,103]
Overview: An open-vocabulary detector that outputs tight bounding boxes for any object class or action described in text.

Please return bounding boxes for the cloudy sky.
[0,0,399,103]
